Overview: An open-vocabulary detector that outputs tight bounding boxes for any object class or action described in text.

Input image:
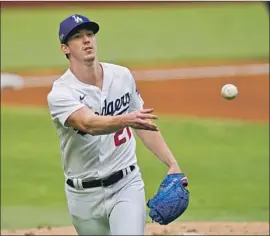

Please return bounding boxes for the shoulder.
[47,84,71,106]
[47,72,74,104]
[102,62,132,76]
[102,62,135,87]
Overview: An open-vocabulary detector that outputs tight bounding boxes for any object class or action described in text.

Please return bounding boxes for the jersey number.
[114,127,132,147]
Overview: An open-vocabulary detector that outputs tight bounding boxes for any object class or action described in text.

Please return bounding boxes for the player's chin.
[84,54,95,62]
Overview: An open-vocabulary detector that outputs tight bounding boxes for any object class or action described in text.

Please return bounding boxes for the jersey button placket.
[96,88,103,179]
[98,89,107,178]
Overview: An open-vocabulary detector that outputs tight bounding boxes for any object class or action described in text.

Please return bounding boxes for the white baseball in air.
[221,84,238,100]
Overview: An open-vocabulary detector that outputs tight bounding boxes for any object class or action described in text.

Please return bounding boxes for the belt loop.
[77,178,84,189]
[73,178,84,190]
[126,166,132,174]
[122,168,127,178]
[123,166,131,178]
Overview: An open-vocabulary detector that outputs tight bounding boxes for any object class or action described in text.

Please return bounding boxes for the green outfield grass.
[1,106,269,229]
[1,2,269,71]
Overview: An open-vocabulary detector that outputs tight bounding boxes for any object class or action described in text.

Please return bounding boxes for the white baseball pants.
[64,165,146,235]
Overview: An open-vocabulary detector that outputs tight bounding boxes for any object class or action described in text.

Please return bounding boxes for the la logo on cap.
[72,15,83,23]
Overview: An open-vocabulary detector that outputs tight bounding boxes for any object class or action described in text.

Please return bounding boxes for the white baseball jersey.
[47,63,144,180]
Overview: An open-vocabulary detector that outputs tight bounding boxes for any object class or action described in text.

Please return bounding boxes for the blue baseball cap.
[59,14,99,44]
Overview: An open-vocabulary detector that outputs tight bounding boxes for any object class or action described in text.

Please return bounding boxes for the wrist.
[168,160,179,168]
[168,161,181,174]
[116,114,129,128]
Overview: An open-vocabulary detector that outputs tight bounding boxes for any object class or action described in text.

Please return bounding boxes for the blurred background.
[1,1,269,234]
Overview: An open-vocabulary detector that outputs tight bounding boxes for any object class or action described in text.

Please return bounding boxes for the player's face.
[62,29,97,63]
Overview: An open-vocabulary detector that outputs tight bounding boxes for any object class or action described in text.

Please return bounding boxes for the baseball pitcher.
[47,14,189,235]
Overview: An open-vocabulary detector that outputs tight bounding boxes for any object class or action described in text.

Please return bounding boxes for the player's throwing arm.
[66,107,158,136]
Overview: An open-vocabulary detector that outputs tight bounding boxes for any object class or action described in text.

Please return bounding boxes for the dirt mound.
[1,222,269,235]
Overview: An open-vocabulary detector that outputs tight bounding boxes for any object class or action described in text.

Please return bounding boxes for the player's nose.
[82,34,91,43]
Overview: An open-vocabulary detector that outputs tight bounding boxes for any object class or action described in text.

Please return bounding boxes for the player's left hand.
[147,173,189,225]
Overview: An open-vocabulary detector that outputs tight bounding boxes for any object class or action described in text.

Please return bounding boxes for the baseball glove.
[147,173,189,225]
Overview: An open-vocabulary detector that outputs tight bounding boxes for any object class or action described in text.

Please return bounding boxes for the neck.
[69,59,102,86]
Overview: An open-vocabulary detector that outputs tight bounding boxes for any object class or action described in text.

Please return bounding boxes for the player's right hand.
[125,108,159,131]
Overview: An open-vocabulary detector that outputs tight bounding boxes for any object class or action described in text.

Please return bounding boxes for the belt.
[66,165,135,189]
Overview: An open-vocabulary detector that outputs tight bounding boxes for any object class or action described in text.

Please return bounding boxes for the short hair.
[63,42,70,59]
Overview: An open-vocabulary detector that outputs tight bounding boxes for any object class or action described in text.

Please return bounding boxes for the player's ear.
[61,44,70,55]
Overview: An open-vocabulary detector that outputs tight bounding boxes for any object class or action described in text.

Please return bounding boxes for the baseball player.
[47,14,187,235]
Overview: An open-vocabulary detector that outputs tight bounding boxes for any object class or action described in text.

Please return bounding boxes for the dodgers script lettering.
[98,92,131,116]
